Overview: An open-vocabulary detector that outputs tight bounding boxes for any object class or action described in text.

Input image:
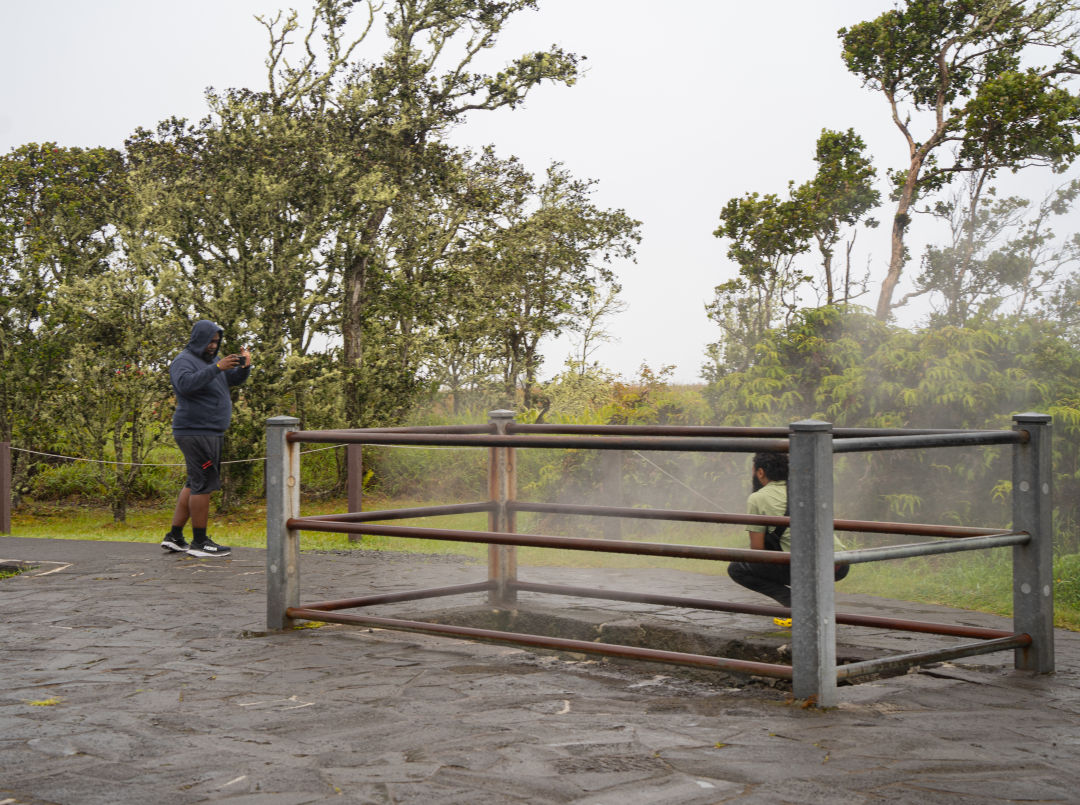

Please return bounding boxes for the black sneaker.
[161,533,189,553]
[187,538,231,558]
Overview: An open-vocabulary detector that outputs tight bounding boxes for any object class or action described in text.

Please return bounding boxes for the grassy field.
[7,495,1079,631]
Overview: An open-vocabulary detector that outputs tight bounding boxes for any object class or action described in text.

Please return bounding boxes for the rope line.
[11,443,345,468]
[11,445,726,512]
[631,450,727,513]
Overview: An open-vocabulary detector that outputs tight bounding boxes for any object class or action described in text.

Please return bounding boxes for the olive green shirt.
[746,480,790,550]
[746,480,845,552]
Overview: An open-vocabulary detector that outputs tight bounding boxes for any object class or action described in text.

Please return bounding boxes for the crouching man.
[727,452,848,608]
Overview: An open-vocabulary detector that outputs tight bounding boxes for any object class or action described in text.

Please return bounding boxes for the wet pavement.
[2,535,1079,804]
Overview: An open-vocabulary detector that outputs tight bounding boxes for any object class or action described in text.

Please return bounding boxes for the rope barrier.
[8,444,723,511]
[10,443,345,468]
[632,450,727,513]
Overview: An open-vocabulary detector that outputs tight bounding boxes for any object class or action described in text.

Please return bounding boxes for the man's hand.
[216,354,243,370]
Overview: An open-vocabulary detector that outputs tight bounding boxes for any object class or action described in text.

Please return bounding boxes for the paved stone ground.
[1,536,1079,804]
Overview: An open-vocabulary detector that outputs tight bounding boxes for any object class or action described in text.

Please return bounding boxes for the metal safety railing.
[265,412,1053,707]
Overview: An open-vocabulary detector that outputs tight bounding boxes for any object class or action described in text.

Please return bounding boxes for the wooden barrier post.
[1012,413,1054,673]
[0,441,10,535]
[267,416,301,631]
[789,420,837,707]
[488,410,517,606]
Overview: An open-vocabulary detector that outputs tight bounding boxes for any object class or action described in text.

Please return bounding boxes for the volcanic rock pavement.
[1,536,1079,804]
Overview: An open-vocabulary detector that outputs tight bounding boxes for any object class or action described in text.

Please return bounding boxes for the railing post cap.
[1013,412,1051,424]
[790,419,832,432]
[488,409,515,420]
[267,416,301,426]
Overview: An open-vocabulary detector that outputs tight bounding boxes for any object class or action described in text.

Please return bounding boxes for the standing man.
[727,452,848,608]
[161,320,252,557]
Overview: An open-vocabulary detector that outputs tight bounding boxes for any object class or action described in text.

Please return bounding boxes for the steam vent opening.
[400,603,896,690]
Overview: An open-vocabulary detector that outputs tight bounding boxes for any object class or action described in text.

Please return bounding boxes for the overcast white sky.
[3,0,1065,382]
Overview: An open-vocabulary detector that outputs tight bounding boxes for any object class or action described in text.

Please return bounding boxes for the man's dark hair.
[752,452,788,482]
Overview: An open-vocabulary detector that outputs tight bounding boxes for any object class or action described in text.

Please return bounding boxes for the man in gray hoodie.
[162,320,252,557]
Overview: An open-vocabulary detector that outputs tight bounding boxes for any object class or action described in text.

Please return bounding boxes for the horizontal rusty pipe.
[831,611,1016,639]
[297,577,1013,640]
[510,424,794,437]
[300,581,494,612]
[302,502,494,523]
[288,430,790,453]
[509,581,1016,639]
[510,501,1012,539]
[511,500,760,525]
[285,607,794,679]
[509,423,985,438]
[836,634,1031,681]
[287,518,793,564]
[512,581,791,617]
[360,425,496,434]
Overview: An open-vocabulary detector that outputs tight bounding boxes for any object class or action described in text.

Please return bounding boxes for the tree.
[708,192,812,374]
[702,306,1080,535]
[0,143,126,498]
[570,280,627,376]
[473,163,639,408]
[840,0,1080,320]
[905,177,1080,325]
[125,101,345,498]
[48,269,175,522]
[708,129,879,376]
[249,0,582,426]
[791,128,880,305]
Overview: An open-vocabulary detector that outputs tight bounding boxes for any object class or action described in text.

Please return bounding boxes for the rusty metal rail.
[289,429,791,453]
[266,412,1055,707]
[288,518,795,564]
[285,605,795,678]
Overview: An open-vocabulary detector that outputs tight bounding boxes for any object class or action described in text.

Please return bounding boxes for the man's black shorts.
[175,435,224,494]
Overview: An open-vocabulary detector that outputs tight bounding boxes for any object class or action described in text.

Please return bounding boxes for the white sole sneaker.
[187,544,231,558]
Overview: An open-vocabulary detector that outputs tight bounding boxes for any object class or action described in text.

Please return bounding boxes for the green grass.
[842,549,1080,631]
[8,496,1079,630]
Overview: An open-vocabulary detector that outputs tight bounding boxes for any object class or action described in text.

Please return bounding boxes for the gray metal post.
[1012,413,1054,672]
[488,410,517,606]
[789,420,838,707]
[267,416,301,631]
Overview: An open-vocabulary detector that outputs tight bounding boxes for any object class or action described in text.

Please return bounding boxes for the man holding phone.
[162,319,252,557]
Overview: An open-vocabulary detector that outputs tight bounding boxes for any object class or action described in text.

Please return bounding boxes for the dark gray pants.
[727,559,849,608]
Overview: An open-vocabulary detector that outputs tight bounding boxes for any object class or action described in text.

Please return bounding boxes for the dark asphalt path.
[2,536,1078,804]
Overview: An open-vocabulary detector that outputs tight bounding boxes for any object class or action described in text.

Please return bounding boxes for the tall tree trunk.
[342,209,388,427]
[876,156,923,320]
[816,233,834,304]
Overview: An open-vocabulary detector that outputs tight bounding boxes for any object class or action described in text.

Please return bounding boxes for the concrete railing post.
[1012,413,1054,673]
[789,420,837,707]
[0,441,10,535]
[267,416,301,631]
[488,409,517,607]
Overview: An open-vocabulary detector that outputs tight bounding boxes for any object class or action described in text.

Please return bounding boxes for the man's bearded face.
[204,334,221,359]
